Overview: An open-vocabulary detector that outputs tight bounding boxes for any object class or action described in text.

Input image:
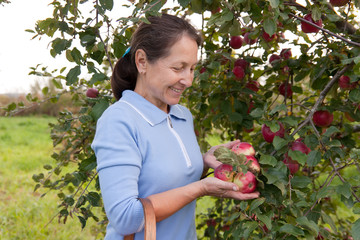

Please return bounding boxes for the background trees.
[4,0,360,239]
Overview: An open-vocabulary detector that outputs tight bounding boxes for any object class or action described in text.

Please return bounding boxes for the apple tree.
[4,0,360,239]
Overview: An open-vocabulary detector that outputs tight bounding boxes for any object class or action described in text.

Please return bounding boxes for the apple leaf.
[336,182,352,199]
[353,203,360,214]
[351,218,360,240]
[288,150,307,165]
[296,216,319,236]
[307,150,321,167]
[321,212,337,233]
[99,0,113,11]
[323,126,340,137]
[273,136,288,150]
[268,0,279,8]
[279,224,305,237]
[259,154,277,167]
[349,89,360,103]
[291,176,311,189]
[263,18,276,36]
[177,0,191,7]
[66,65,81,85]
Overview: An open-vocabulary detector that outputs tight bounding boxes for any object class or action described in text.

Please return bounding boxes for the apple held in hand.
[244,155,260,174]
[214,164,235,182]
[231,142,256,156]
[233,171,257,193]
[313,110,334,128]
[261,122,285,143]
[301,14,322,33]
[86,88,99,98]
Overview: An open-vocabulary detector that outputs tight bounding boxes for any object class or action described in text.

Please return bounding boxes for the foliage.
[2,0,360,239]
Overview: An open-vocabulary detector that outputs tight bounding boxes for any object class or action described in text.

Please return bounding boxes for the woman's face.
[134,34,198,113]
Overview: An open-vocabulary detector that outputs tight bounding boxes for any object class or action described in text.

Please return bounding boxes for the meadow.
[0,116,102,239]
[0,116,215,239]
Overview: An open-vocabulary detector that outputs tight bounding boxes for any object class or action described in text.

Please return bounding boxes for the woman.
[91,14,259,240]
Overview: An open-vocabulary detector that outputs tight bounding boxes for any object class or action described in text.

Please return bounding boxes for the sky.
[0,0,57,94]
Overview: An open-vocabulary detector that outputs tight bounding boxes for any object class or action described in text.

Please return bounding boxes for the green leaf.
[66,66,81,85]
[321,212,337,232]
[90,99,109,121]
[87,192,101,206]
[291,176,311,188]
[353,203,360,214]
[288,150,307,165]
[99,0,113,10]
[273,136,288,150]
[269,104,287,115]
[323,126,340,137]
[352,218,360,240]
[336,182,352,199]
[249,197,265,212]
[249,108,263,118]
[307,150,321,167]
[263,18,276,36]
[279,224,305,236]
[177,0,191,7]
[350,89,360,103]
[78,216,86,229]
[296,216,319,235]
[259,154,277,167]
[269,0,279,8]
[317,186,335,199]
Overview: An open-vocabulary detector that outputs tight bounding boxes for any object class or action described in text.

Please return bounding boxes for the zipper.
[167,116,192,167]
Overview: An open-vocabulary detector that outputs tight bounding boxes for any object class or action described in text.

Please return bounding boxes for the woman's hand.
[199,177,259,200]
[203,139,241,170]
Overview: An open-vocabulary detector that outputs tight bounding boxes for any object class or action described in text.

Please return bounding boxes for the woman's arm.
[147,176,259,222]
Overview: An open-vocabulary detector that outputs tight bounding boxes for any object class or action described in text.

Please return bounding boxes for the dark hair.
[111,14,203,100]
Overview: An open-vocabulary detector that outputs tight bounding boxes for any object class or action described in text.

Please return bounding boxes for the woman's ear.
[135,49,147,74]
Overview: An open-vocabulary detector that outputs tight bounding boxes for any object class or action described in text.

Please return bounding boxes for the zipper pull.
[168,116,173,128]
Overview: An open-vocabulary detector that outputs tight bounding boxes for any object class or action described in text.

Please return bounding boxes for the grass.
[0,116,103,240]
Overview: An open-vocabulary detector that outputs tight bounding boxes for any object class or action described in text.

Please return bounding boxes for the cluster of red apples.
[214,142,259,193]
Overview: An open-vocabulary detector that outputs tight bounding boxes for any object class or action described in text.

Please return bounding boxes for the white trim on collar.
[119,100,155,126]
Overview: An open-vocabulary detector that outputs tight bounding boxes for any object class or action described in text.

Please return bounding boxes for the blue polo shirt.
[91,90,204,240]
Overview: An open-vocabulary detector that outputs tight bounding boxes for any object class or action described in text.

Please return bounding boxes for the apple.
[233,171,257,193]
[199,67,207,74]
[234,59,249,71]
[211,7,221,14]
[243,32,257,45]
[86,88,99,98]
[229,36,243,49]
[245,80,260,92]
[262,31,276,42]
[244,155,260,174]
[231,142,256,156]
[301,14,322,33]
[261,122,285,143]
[313,110,334,127]
[339,75,358,90]
[283,154,299,175]
[330,0,350,6]
[269,54,281,65]
[232,66,245,79]
[278,82,293,97]
[206,218,217,227]
[247,101,254,114]
[291,140,311,154]
[280,49,292,59]
[214,164,235,182]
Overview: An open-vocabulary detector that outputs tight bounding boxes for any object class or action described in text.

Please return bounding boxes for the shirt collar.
[120,90,186,126]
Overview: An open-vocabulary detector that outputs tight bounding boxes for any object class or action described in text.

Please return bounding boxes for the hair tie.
[122,47,131,58]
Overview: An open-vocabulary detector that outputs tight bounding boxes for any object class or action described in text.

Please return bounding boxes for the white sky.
[0,0,57,94]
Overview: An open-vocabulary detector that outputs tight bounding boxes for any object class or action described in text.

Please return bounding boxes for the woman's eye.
[173,67,183,71]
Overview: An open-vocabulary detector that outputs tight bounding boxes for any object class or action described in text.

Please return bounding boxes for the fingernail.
[233,186,238,191]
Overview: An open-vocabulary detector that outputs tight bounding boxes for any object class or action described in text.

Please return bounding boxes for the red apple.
[313,110,334,127]
[280,49,292,59]
[330,0,350,6]
[301,14,322,33]
[233,171,257,193]
[244,155,260,174]
[261,122,285,143]
[246,80,260,92]
[214,164,235,182]
[230,36,243,49]
[269,54,281,65]
[211,7,221,14]
[291,141,311,154]
[206,218,217,227]
[262,31,276,42]
[231,142,256,156]
[234,59,249,71]
[232,66,245,79]
[283,154,300,175]
[243,32,257,45]
[339,75,358,90]
[86,88,99,98]
[199,67,207,74]
[278,82,293,97]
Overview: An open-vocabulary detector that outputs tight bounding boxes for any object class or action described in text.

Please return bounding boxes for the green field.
[0,116,102,240]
